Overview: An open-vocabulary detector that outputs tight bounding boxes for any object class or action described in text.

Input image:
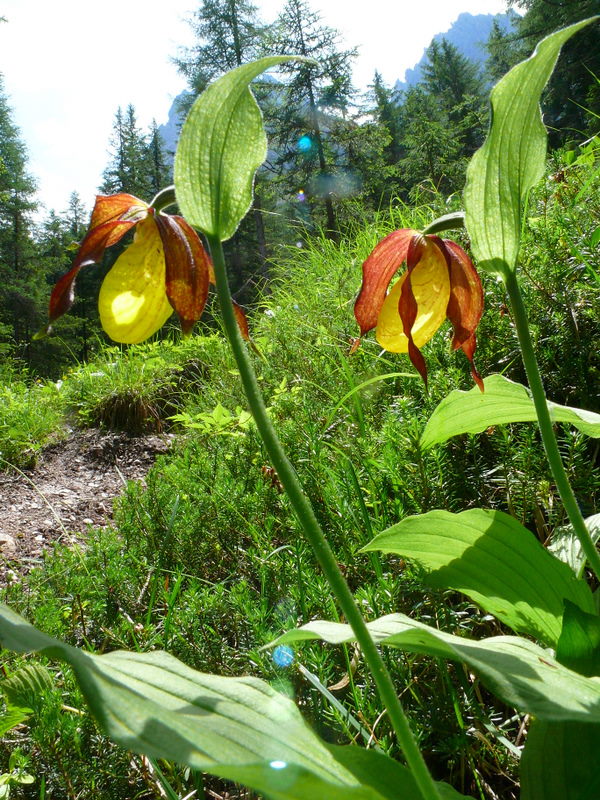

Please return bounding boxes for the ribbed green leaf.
[175,57,306,241]
[362,509,594,646]
[2,663,54,712]
[549,513,600,578]
[464,18,596,276]
[270,614,600,722]
[0,604,442,800]
[421,374,600,449]
[520,719,600,800]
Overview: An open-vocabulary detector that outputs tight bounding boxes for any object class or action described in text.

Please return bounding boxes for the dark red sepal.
[155,214,210,335]
[89,194,148,229]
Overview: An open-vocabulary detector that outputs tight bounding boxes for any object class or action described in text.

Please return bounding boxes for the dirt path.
[0,429,173,582]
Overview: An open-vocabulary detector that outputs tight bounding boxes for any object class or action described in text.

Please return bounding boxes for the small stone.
[82,518,94,525]
[0,533,17,557]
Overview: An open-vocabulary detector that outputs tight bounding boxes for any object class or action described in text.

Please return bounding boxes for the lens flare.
[297,135,312,153]
[272,645,294,667]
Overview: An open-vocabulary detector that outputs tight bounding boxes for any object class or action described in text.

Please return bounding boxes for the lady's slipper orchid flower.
[354,229,484,390]
[41,193,212,344]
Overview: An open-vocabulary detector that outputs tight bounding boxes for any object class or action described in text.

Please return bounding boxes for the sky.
[1,0,510,217]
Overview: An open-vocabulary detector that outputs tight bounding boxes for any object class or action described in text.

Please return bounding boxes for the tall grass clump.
[62,335,231,433]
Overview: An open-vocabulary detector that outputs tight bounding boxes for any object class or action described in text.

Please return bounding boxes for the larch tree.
[174,0,264,98]
[265,0,357,237]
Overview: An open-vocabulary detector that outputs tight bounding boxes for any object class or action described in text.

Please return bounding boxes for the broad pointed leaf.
[421,374,600,449]
[464,18,596,276]
[175,57,308,241]
[362,509,594,646]
[520,719,600,800]
[270,614,600,722]
[325,744,469,800]
[0,604,425,800]
[556,600,600,678]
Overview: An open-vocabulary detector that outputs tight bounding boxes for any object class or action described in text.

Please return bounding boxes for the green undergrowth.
[0,363,66,470]
[1,156,599,798]
[61,335,225,433]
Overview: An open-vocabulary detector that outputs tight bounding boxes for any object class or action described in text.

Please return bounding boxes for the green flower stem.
[150,186,177,212]
[206,233,441,800]
[505,270,600,584]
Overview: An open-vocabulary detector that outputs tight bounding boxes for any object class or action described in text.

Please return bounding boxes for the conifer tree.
[100,105,152,197]
[65,191,87,239]
[398,86,464,195]
[146,120,171,197]
[0,74,40,355]
[484,18,521,84]
[421,37,487,158]
[422,38,483,108]
[369,71,404,165]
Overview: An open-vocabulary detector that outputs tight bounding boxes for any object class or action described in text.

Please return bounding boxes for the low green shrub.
[0,367,65,469]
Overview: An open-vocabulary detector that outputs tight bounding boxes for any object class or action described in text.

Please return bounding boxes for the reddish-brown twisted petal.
[202,248,249,341]
[441,239,485,391]
[398,234,430,385]
[442,239,484,348]
[155,214,210,336]
[233,302,250,341]
[460,334,484,392]
[354,229,415,336]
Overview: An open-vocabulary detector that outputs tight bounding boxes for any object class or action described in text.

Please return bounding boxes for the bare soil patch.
[0,429,173,582]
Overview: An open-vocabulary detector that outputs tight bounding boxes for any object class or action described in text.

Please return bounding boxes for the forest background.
[1,0,597,377]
